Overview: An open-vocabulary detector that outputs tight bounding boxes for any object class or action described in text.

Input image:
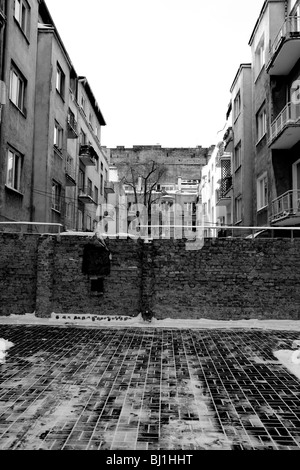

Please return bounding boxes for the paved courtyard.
[0,323,300,450]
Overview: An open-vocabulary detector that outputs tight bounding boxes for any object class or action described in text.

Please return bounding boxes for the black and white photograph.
[1,0,300,457]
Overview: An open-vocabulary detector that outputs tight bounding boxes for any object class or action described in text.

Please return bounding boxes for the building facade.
[217,63,253,233]
[109,145,212,238]
[0,0,108,231]
[0,0,40,222]
[250,0,300,228]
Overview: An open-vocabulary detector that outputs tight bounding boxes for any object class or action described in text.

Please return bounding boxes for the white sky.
[45,0,264,149]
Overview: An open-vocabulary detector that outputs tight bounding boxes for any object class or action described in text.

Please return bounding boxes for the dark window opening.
[91,278,104,294]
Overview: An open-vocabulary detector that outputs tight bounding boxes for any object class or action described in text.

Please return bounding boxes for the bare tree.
[121,160,167,209]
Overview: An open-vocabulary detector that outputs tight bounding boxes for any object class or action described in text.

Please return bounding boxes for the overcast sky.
[45,0,264,149]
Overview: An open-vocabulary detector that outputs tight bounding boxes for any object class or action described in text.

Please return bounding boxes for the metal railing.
[269,16,300,60]
[217,176,233,200]
[137,224,300,240]
[0,222,63,234]
[268,102,300,145]
[65,158,76,181]
[271,190,300,221]
[67,113,78,134]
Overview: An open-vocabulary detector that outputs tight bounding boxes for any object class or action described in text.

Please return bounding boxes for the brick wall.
[0,234,39,316]
[0,233,300,320]
[149,238,300,320]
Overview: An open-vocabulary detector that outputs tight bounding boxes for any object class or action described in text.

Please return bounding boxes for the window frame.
[56,62,65,99]
[235,195,242,223]
[233,91,241,121]
[54,120,64,152]
[257,172,268,211]
[51,180,62,213]
[234,141,242,171]
[14,0,30,39]
[9,64,26,113]
[6,147,23,193]
[256,106,267,143]
[255,35,265,79]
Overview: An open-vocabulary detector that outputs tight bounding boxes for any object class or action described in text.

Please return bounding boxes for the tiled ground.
[0,324,300,450]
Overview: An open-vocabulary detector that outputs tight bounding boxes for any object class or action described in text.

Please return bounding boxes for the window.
[94,186,99,204]
[255,35,265,78]
[87,178,92,197]
[257,173,268,210]
[80,130,87,145]
[95,157,99,173]
[257,107,267,142]
[87,215,92,231]
[89,111,93,129]
[6,148,22,192]
[56,63,65,98]
[234,141,242,170]
[78,209,83,231]
[184,203,194,215]
[14,0,30,37]
[9,65,26,112]
[81,96,86,115]
[235,196,242,222]
[79,169,85,191]
[95,125,100,140]
[54,121,63,151]
[100,174,104,195]
[233,92,241,120]
[52,180,61,212]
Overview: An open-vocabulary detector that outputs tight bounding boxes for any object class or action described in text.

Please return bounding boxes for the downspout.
[0,2,7,219]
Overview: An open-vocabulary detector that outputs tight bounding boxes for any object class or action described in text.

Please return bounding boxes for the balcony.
[78,188,97,205]
[65,159,76,187]
[223,127,233,149]
[67,114,78,139]
[104,181,115,195]
[267,16,300,75]
[79,145,97,166]
[216,176,233,207]
[271,190,300,225]
[216,152,232,169]
[0,0,5,26]
[268,102,300,149]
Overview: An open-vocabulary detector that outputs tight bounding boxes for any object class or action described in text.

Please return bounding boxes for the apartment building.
[200,143,228,238]
[0,0,108,230]
[0,0,40,222]
[109,145,211,237]
[250,0,300,228]
[218,63,253,232]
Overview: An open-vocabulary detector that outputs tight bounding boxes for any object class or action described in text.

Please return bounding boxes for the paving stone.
[0,324,300,450]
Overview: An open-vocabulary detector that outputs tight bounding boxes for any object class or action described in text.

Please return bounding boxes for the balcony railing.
[268,102,300,148]
[67,113,78,139]
[79,145,97,166]
[267,16,300,75]
[220,175,233,196]
[65,158,76,186]
[271,190,300,223]
[78,188,96,205]
[0,0,5,21]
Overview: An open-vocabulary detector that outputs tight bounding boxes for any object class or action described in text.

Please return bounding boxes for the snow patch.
[0,338,14,364]
[273,349,300,380]
[1,313,300,331]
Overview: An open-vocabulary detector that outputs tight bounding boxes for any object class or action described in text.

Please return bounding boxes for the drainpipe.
[0,4,7,219]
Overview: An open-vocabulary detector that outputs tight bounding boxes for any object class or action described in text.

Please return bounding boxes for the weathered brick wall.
[0,234,39,316]
[49,236,142,317]
[0,234,300,320]
[149,238,300,320]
